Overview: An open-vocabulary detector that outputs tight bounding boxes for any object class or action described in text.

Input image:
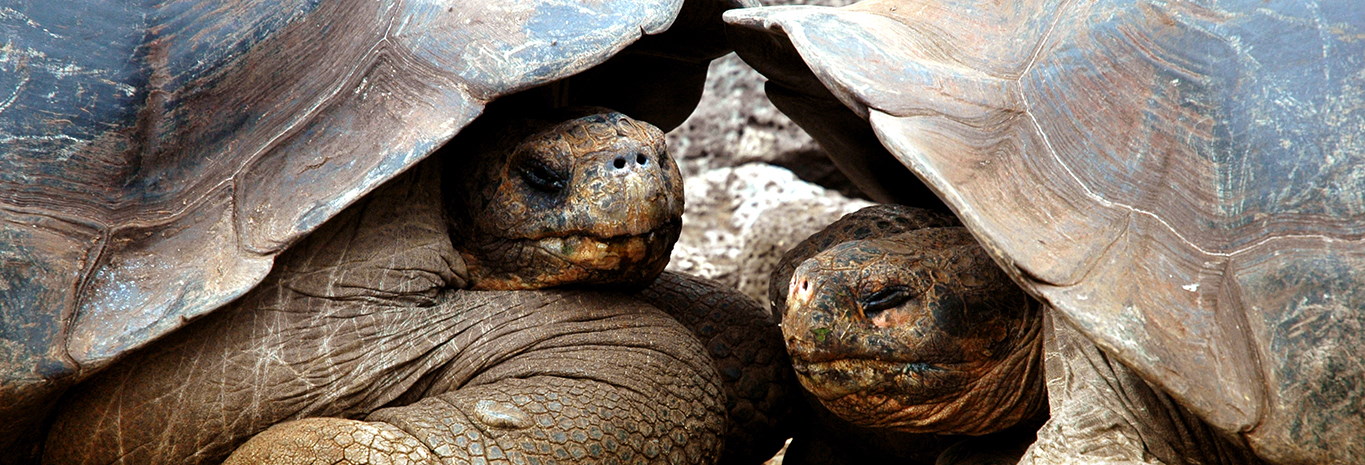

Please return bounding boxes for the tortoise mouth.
[792,357,977,431]
[791,357,958,399]
[467,219,681,290]
[532,228,672,270]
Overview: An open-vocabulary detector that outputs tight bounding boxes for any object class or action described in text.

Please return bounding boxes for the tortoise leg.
[229,270,802,463]
[46,285,726,465]
[227,271,800,465]
[226,292,726,465]
[1020,310,1262,465]
[634,271,800,465]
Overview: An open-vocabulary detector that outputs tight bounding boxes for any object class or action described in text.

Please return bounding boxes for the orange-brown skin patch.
[444,108,683,290]
[784,228,1045,436]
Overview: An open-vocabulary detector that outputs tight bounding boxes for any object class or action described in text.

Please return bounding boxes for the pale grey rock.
[667,54,864,199]
[667,163,873,307]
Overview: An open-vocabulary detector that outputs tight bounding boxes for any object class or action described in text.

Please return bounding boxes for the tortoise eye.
[862,285,912,320]
[519,159,566,193]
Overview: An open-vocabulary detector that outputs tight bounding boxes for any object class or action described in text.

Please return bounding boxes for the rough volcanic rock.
[666,53,865,200]
[667,163,872,306]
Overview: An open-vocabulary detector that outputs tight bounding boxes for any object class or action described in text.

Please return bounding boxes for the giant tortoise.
[767,204,1044,465]
[0,0,796,463]
[728,0,1365,463]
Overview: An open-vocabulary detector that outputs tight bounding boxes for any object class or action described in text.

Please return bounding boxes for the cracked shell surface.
[1,0,740,458]
[727,1,1365,463]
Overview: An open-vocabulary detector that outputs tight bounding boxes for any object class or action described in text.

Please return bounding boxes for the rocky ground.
[664,51,870,308]
[662,4,863,459]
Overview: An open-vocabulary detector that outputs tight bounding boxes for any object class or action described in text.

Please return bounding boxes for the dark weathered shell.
[0,0,732,446]
[728,1,1364,462]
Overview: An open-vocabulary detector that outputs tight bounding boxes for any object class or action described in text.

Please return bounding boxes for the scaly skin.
[768,204,959,321]
[785,229,1044,435]
[773,205,1045,464]
[1020,312,1263,465]
[41,110,767,465]
[445,107,684,290]
[636,272,799,465]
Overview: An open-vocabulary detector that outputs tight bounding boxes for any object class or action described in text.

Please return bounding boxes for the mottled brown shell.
[728,1,1365,462]
[0,0,742,454]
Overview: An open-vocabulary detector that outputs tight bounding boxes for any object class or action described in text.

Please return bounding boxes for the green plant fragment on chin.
[812,327,831,343]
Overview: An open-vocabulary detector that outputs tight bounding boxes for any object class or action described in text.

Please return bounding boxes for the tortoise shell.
[727,1,1365,462]
[0,0,740,453]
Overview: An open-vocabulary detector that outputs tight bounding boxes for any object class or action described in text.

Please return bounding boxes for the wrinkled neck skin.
[783,230,1046,436]
[443,107,684,290]
[43,151,722,465]
[1021,312,1264,465]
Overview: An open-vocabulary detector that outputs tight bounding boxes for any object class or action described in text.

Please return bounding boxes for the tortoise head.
[783,228,1044,435]
[445,108,683,290]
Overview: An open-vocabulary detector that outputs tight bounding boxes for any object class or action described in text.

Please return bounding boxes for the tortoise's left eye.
[861,285,912,320]
[519,158,566,194]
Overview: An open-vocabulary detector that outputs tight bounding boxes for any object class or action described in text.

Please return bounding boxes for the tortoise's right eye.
[519,159,566,194]
[861,285,912,321]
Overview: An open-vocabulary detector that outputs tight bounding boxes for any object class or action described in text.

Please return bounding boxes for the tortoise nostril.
[789,277,814,307]
[613,153,649,170]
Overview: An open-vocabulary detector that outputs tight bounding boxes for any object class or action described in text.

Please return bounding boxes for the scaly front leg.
[227,291,726,465]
